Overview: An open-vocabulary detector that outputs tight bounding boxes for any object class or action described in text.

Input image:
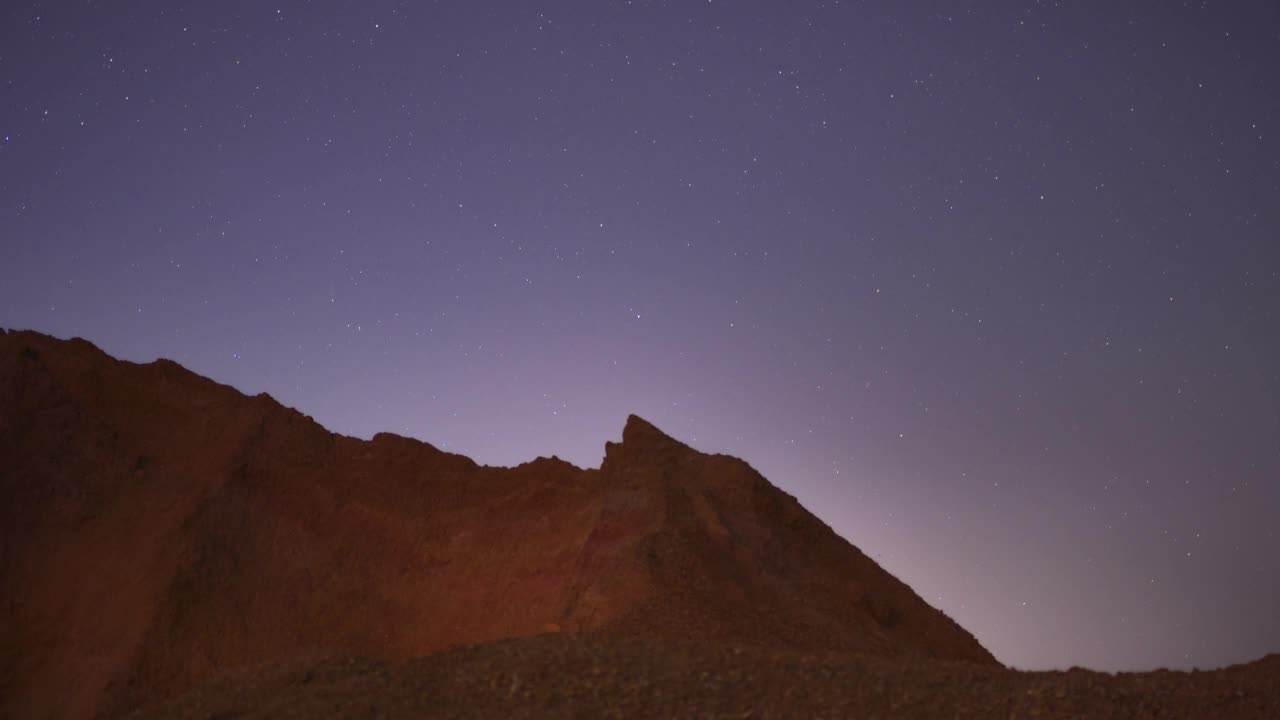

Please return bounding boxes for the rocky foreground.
[129,634,1279,719]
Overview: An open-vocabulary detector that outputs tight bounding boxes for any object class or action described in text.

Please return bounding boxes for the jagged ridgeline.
[0,329,992,720]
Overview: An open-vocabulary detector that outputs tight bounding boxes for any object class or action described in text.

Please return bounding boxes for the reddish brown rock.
[124,637,1280,720]
[6,329,1275,720]
[0,329,993,720]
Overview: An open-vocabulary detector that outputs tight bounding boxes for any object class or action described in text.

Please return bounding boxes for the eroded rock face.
[0,329,995,720]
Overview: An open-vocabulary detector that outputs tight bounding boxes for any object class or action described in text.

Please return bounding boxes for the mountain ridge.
[1,328,994,720]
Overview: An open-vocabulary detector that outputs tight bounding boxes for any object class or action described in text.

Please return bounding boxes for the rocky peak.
[621,414,675,446]
[602,414,692,468]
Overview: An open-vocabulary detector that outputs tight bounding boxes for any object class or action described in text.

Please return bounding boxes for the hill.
[0,329,992,720]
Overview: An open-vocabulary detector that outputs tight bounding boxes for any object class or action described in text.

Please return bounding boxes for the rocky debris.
[126,635,1280,720]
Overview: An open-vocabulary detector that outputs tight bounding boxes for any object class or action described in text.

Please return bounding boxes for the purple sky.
[3,0,1279,672]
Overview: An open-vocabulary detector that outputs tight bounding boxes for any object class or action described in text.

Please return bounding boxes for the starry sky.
[3,0,1279,672]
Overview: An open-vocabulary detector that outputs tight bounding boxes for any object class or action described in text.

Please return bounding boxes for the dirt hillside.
[0,329,993,720]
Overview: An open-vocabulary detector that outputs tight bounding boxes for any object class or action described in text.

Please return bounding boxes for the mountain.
[0,329,994,720]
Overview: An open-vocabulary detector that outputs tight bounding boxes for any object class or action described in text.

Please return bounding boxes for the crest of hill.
[0,328,995,720]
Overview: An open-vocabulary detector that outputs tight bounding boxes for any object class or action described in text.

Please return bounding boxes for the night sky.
[3,1,1279,673]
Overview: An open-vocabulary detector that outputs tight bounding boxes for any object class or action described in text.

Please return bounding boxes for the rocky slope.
[0,329,993,720]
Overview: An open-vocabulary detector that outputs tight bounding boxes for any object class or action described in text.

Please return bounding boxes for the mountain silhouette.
[0,329,990,719]
[5,329,1276,720]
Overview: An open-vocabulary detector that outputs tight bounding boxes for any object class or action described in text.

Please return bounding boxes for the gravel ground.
[125,633,1280,720]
